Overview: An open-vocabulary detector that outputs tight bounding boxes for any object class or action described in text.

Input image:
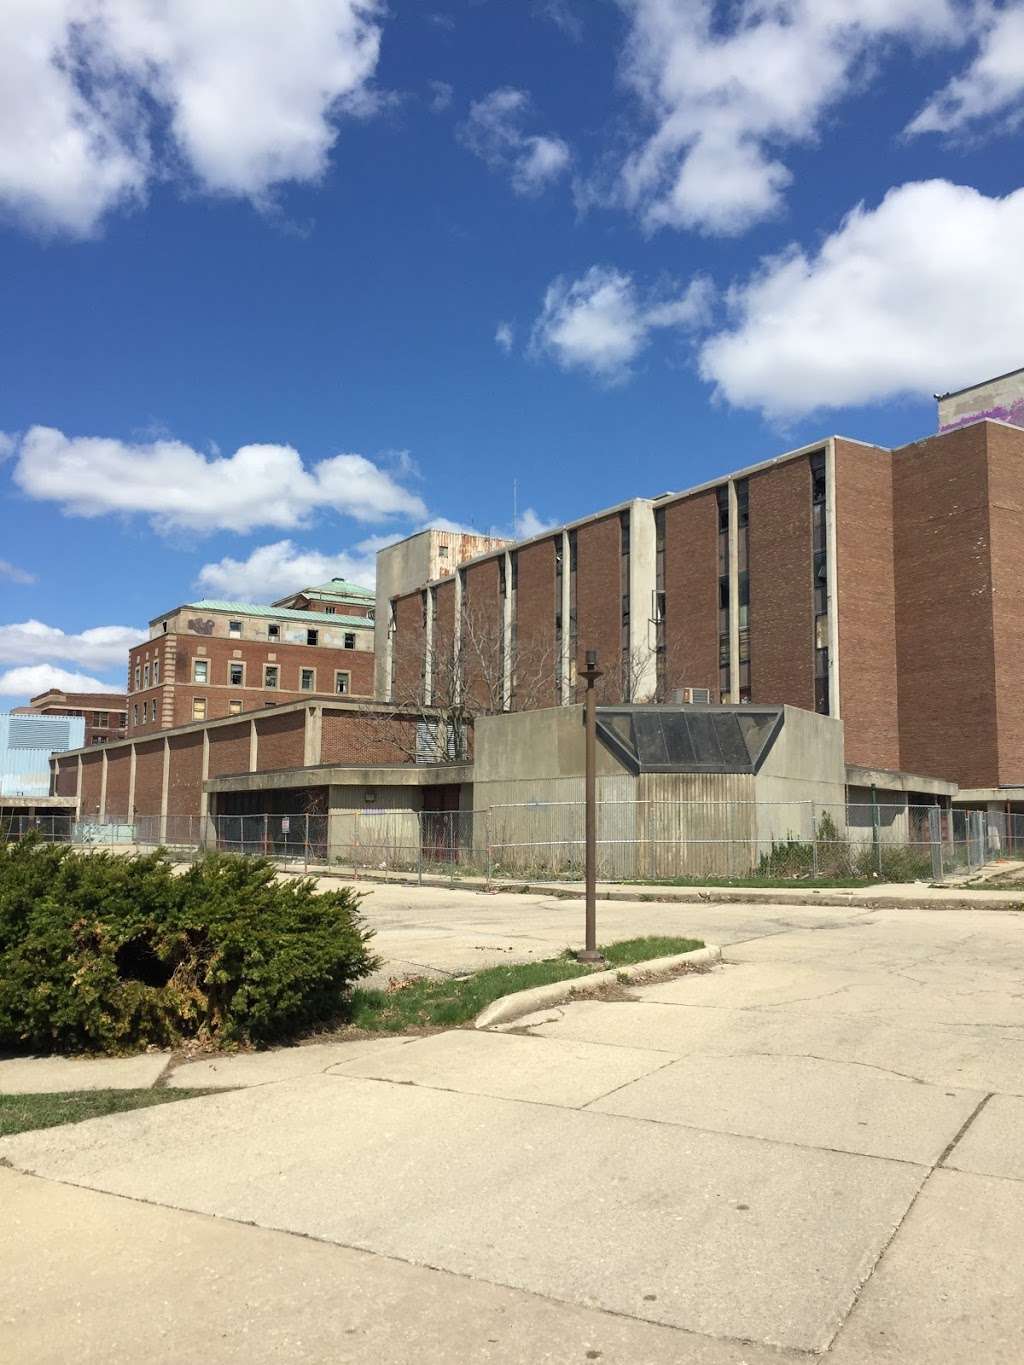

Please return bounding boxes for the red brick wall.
[515,537,558,709]
[834,439,901,770]
[80,752,104,816]
[893,424,997,785]
[984,423,1024,784]
[320,710,418,764]
[207,723,251,779]
[128,635,372,734]
[748,457,816,710]
[575,514,623,701]
[166,732,204,817]
[391,590,425,703]
[462,557,503,709]
[254,709,306,771]
[661,490,720,698]
[133,740,165,816]
[54,759,78,798]
[104,748,131,822]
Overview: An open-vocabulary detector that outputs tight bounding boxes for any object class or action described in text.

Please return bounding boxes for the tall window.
[554,539,563,697]
[153,658,160,685]
[229,662,244,686]
[619,510,631,699]
[509,551,518,703]
[568,529,578,689]
[335,671,350,694]
[736,479,750,702]
[264,664,279,689]
[143,662,150,688]
[654,507,666,699]
[192,698,207,721]
[300,667,315,690]
[229,620,242,638]
[811,450,829,714]
[717,485,730,702]
[306,629,318,647]
[344,631,356,649]
[193,659,208,683]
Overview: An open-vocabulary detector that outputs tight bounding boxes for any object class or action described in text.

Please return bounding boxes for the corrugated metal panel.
[0,713,85,797]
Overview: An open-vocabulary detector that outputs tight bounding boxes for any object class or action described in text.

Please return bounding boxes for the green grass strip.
[347,935,704,1033]
[0,1088,212,1137]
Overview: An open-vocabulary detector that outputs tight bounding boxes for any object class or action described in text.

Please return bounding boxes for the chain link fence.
[4,799,1021,884]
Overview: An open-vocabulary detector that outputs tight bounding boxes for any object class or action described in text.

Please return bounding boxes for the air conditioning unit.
[670,687,712,704]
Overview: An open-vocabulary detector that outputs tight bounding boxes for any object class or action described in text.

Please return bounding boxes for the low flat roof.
[845,765,958,797]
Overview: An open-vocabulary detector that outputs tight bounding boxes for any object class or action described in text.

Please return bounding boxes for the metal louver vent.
[8,717,73,751]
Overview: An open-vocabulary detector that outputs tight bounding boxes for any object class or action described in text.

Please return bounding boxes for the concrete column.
[424,588,434,705]
[98,749,108,822]
[127,743,137,824]
[159,738,170,842]
[628,501,657,702]
[303,705,323,765]
[249,719,258,772]
[199,729,210,820]
[560,530,571,705]
[502,551,513,711]
[727,480,740,704]
[825,437,841,718]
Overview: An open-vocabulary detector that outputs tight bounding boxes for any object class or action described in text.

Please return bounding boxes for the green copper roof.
[185,600,372,628]
[306,578,374,599]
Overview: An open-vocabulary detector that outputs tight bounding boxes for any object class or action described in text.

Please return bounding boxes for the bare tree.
[372,601,560,763]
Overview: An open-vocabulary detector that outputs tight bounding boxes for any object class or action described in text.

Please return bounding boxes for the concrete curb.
[474,945,722,1030]
[286,865,1024,914]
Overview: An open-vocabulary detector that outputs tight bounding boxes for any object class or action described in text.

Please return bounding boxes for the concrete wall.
[753,705,847,848]
[939,370,1024,433]
[328,782,422,869]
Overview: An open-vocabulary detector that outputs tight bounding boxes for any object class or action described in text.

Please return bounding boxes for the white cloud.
[907,3,1024,138]
[516,507,557,539]
[8,425,427,535]
[698,179,1024,419]
[196,538,379,600]
[618,0,959,235]
[0,620,143,671]
[530,265,714,382]
[0,664,121,698]
[428,79,454,113]
[0,560,35,586]
[0,0,384,236]
[495,321,515,353]
[533,0,583,41]
[459,88,570,196]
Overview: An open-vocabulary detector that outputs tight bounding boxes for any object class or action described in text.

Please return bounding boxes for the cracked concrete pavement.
[3,892,1024,1362]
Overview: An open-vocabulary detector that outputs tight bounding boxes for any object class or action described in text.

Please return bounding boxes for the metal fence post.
[417,809,423,886]
[810,800,818,878]
[485,808,492,886]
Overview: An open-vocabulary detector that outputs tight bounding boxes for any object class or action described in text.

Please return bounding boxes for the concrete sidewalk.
[4,903,1024,1361]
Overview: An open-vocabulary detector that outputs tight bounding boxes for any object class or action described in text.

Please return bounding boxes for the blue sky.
[2,0,1024,702]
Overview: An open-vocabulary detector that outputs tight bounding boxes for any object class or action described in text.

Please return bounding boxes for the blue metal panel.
[0,713,86,797]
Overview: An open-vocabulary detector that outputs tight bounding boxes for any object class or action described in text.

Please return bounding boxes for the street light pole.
[578,648,604,964]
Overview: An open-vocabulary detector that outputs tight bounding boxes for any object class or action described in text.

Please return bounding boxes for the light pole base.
[575,949,606,965]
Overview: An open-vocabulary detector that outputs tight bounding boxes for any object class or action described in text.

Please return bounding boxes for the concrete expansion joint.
[823,1088,998,1354]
